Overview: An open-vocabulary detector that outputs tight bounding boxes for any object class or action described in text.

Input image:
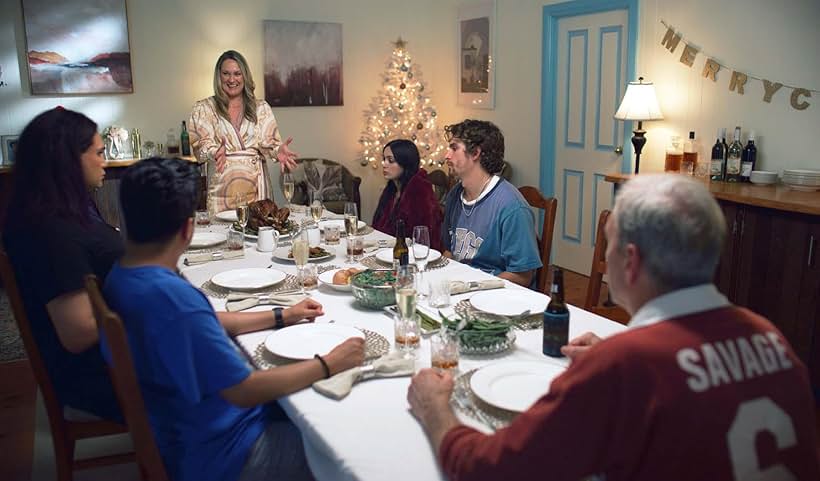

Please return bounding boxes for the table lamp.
[614,77,663,174]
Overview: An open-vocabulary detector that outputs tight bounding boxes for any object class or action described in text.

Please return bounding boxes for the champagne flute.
[292,226,310,294]
[343,202,359,236]
[394,265,419,359]
[283,172,295,210]
[412,226,431,297]
[235,193,249,236]
[309,191,324,225]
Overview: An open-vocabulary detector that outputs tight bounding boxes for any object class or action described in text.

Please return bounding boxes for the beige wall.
[1,0,818,218]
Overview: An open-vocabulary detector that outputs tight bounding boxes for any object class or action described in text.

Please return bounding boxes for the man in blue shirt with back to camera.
[102,157,364,481]
[441,119,541,287]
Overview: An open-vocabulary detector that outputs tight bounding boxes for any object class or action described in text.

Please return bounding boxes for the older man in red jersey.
[407,174,819,481]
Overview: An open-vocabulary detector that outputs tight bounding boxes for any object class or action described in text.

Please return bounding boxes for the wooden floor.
[0,267,605,480]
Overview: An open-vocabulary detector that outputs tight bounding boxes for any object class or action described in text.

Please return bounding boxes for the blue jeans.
[238,403,314,481]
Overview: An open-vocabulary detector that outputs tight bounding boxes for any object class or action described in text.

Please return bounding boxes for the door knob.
[614,146,623,155]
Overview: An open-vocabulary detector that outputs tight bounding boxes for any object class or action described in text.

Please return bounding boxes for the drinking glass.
[412,226,431,297]
[324,225,341,245]
[292,228,310,294]
[430,329,459,372]
[310,191,324,224]
[235,193,249,236]
[283,173,295,210]
[195,210,211,226]
[297,263,318,291]
[343,202,359,236]
[345,235,363,263]
[226,229,244,251]
[394,265,419,359]
[429,277,451,308]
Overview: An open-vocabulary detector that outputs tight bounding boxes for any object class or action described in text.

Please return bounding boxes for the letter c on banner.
[790,89,811,111]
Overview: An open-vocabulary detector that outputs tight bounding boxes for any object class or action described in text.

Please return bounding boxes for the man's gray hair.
[613,174,726,290]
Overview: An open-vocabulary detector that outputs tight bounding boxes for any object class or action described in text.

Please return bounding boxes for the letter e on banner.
[790,88,811,111]
[679,44,699,67]
[729,71,748,95]
[661,26,682,53]
[702,58,720,82]
[762,80,783,103]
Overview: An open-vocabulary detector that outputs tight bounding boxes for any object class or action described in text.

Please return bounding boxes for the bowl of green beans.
[351,269,397,309]
[441,314,515,355]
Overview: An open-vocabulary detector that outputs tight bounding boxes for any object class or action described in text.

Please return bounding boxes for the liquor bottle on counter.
[543,268,569,357]
[393,219,409,269]
[131,128,142,159]
[740,131,757,182]
[710,129,726,181]
[682,131,698,176]
[180,121,191,156]
[664,136,683,172]
[721,128,729,170]
[726,126,743,182]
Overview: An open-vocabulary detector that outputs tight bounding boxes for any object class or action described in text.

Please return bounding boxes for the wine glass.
[282,172,295,210]
[292,225,310,294]
[235,193,249,236]
[412,226,431,297]
[394,265,419,359]
[309,191,324,225]
[343,202,359,237]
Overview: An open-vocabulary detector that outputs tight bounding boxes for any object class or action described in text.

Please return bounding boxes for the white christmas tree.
[358,38,447,168]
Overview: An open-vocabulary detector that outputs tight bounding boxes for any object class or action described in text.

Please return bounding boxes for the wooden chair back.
[518,186,558,293]
[85,275,169,481]
[584,210,630,325]
[0,249,133,481]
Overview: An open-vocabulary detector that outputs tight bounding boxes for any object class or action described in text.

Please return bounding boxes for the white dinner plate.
[318,269,353,292]
[190,232,226,248]
[264,323,365,360]
[374,247,442,265]
[469,289,548,317]
[272,246,334,263]
[215,210,238,222]
[210,268,286,290]
[470,361,565,412]
[318,219,366,232]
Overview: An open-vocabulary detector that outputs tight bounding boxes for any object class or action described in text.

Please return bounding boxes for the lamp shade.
[613,78,663,121]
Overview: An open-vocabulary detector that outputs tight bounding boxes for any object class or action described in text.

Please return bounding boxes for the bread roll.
[332,268,361,285]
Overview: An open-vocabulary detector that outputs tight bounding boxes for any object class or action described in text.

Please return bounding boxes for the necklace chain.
[460,176,493,218]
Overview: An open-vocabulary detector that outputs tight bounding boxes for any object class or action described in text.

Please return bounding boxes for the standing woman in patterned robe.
[188,50,298,213]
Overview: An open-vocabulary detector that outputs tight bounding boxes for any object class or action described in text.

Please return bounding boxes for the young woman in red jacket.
[372,139,443,251]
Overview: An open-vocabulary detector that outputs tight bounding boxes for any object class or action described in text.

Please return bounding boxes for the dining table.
[179,207,628,481]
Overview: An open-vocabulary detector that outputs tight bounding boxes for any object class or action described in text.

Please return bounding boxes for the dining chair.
[518,186,558,294]
[0,249,134,481]
[584,210,631,325]
[85,275,169,481]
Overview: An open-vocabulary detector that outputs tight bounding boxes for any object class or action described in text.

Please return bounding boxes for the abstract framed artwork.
[21,0,133,95]
[263,20,343,107]
[457,0,496,109]
[1,135,19,167]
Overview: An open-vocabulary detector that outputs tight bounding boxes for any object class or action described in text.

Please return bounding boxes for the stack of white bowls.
[749,171,778,185]
[782,169,820,192]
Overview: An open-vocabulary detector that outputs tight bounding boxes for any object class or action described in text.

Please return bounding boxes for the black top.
[3,204,124,419]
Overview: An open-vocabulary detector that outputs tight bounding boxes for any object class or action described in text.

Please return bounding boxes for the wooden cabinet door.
[715,201,739,300]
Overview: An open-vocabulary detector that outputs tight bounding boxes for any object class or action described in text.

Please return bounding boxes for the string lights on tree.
[358,38,447,168]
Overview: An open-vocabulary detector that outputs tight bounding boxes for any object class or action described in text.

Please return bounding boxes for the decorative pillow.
[303,160,348,201]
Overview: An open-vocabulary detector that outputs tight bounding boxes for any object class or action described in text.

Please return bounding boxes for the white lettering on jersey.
[451,228,483,261]
[727,398,797,481]
[676,332,793,393]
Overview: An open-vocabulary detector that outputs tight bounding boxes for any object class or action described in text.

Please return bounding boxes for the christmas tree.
[358,38,447,168]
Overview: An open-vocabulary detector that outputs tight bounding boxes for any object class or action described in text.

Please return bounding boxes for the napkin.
[183,250,244,266]
[313,352,415,400]
[364,239,395,252]
[450,279,505,295]
[225,293,307,312]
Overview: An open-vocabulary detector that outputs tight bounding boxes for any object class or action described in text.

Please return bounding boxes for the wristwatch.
[273,307,285,329]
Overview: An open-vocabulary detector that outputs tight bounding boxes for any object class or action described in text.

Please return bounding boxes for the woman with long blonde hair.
[189,50,298,212]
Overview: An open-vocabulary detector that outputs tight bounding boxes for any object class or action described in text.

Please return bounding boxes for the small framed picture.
[457,0,496,109]
[1,135,19,166]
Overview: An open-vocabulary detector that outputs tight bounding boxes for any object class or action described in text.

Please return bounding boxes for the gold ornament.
[416,122,423,130]
[400,83,406,89]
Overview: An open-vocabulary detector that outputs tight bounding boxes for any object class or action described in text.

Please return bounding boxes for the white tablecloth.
[180,218,627,481]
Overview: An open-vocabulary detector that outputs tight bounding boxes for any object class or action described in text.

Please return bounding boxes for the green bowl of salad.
[351,269,396,309]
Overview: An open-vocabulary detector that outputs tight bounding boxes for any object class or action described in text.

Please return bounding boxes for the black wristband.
[314,354,331,379]
[273,307,285,329]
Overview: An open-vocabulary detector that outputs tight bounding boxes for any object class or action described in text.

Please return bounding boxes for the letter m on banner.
[661,26,682,53]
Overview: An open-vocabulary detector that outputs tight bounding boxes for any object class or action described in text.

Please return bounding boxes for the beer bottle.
[393,219,409,269]
[180,121,192,156]
[543,268,569,357]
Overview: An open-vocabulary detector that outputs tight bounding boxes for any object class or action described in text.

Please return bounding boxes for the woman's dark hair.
[120,157,200,244]
[372,139,420,226]
[444,119,505,175]
[6,107,98,227]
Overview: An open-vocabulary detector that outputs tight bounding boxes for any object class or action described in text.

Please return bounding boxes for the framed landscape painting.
[263,20,343,107]
[458,0,495,109]
[21,0,134,95]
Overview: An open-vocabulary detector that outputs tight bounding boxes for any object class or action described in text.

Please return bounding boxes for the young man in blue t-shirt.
[441,119,541,287]
[103,158,364,481]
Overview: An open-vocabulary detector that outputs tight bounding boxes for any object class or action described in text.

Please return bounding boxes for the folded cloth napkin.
[225,293,307,312]
[313,351,415,400]
[184,250,244,266]
[450,279,505,295]
[364,238,395,249]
